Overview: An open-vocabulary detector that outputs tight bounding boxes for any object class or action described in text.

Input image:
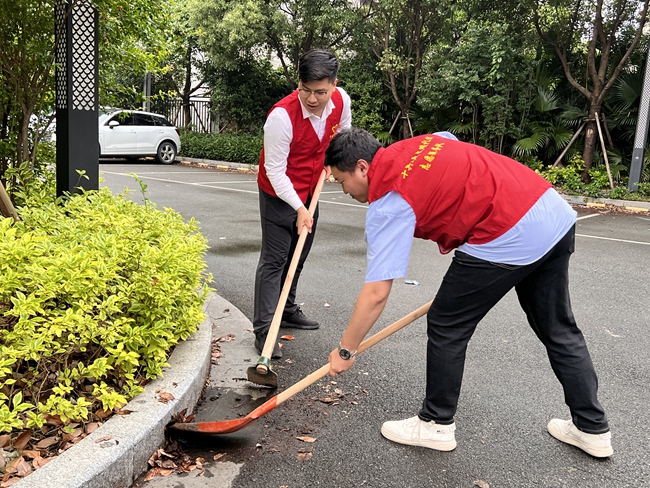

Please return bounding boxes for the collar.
[366,147,386,203]
[299,91,336,120]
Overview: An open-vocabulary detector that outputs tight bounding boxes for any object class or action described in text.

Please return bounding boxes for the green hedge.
[0,188,211,432]
[180,131,263,166]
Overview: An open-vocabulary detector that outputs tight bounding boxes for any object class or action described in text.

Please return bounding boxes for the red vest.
[258,89,344,203]
[367,135,552,254]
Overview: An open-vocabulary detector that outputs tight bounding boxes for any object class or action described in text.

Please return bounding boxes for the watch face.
[339,347,352,360]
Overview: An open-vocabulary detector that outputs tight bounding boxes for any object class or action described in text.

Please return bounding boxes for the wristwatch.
[338,343,357,360]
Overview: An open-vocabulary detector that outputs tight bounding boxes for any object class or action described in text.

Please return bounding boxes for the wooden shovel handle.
[274,300,433,406]
[259,169,328,362]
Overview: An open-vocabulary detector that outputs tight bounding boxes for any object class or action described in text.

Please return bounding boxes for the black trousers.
[419,226,609,434]
[253,189,319,335]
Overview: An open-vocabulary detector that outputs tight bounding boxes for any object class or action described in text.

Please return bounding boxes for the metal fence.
[151,97,218,133]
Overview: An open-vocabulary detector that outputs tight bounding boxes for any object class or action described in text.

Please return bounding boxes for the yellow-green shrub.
[0,188,211,432]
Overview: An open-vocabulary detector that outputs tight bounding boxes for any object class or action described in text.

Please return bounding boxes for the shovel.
[170,300,432,434]
[247,169,327,388]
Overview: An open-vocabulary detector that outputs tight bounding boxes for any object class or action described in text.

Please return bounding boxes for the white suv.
[99,110,181,164]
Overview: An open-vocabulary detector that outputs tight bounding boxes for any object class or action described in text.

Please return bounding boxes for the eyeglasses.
[298,87,330,100]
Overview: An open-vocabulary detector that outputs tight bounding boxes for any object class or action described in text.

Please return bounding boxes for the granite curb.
[13,293,226,488]
[176,156,650,212]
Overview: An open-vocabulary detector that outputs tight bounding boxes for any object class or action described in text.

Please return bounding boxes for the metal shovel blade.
[246,364,278,388]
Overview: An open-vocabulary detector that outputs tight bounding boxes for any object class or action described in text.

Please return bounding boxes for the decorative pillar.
[628,39,650,191]
[55,0,99,197]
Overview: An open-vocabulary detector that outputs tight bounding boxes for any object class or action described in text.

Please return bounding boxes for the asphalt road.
[100,161,650,488]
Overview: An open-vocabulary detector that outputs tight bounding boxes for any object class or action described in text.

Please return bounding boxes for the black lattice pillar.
[55,0,99,197]
[629,39,650,191]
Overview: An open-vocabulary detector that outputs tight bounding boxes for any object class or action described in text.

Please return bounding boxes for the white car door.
[100,112,138,155]
[134,113,164,154]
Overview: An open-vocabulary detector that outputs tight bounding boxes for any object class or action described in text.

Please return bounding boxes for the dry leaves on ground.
[0,417,106,487]
[156,391,175,404]
[144,439,207,481]
[296,436,316,443]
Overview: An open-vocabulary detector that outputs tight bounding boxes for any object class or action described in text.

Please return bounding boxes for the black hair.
[298,49,339,83]
[325,128,383,172]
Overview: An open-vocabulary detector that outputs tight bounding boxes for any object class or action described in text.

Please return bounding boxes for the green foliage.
[208,58,290,131]
[189,0,365,86]
[0,187,211,433]
[419,21,535,151]
[180,131,262,165]
[636,183,650,197]
[539,154,584,193]
[339,53,393,134]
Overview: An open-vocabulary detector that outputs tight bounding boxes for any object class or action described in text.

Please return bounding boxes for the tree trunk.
[17,111,30,167]
[183,44,193,130]
[582,118,598,182]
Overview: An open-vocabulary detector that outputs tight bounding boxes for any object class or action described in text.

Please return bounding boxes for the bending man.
[324,128,612,458]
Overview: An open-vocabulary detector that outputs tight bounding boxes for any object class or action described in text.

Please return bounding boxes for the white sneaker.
[381,416,457,451]
[547,419,613,458]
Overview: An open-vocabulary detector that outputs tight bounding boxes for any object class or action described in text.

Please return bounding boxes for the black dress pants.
[253,189,319,335]
[419,226,609,434]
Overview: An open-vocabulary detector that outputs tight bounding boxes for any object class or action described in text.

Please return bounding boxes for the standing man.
[254,49,352,359]
[324,128,612,458]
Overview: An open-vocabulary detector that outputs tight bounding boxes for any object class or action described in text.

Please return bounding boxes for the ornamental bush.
[180,131,263,166]
[0,188,211,433]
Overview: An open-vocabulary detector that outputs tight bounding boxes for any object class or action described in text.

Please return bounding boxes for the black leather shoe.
[255,334,282,359]
[281,308,319,329]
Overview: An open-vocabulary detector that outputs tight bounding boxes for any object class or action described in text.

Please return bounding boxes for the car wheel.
[156,141,177,164]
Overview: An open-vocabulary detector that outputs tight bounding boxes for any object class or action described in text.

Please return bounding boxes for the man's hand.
[296,206,313,234]
[328,348,356,377]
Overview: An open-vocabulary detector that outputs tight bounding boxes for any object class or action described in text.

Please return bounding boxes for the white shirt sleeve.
[263,107,304,211]
[337,87,352,131]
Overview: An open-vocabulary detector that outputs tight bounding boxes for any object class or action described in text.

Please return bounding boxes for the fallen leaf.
[19,450,41,460]
[297,451,313,461]
[280,335,294,341]
[33,456,52,469]
[13,431,32,450]
[1,479,22,487]
[215,334,235,343]
[318,397,335,404]
[213,453,226,461]
[474,481,490,488]
[15,458,32,477]
[95,435,112,443]
[144,467,174,481]
[115,408,133,416]
[158,392,175,403]
[296,436,316,443]
[86,422,101,434]
[34,437,60,449]
[62,427,84,442]
[95,409,112,419]
[285,359,295,364]
[6,456,31,477]
[44,415,63,426]
[0,434,10,448]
